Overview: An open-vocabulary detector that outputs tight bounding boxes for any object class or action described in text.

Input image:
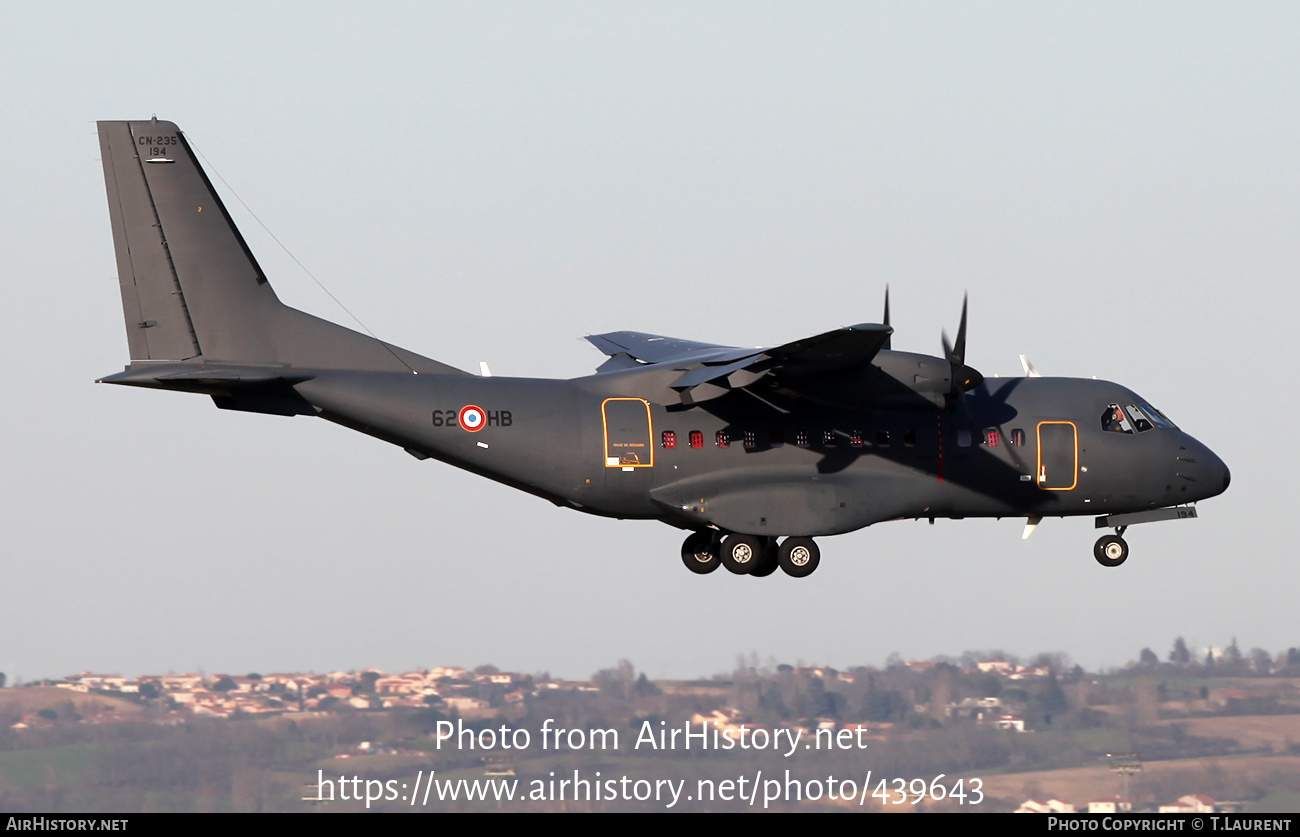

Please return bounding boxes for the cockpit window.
[1103,403,1177,433]
[1125,404,1153,432]
[1139,404,1177,429]
[1101,404,1134,434]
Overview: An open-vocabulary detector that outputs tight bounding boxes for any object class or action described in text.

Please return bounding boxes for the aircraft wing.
[761,323,894,376]
[586,331,753,365]
[587,323,893,403]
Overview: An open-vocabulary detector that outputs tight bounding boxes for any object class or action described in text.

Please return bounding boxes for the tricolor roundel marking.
[458,405,486,432]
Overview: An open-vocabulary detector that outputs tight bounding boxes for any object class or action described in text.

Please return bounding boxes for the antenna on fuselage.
[1019,355,1042,377]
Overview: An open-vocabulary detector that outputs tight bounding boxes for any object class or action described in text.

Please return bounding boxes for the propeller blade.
[953,293,968,366]
[942,294,982,402]
[882,285,891,350]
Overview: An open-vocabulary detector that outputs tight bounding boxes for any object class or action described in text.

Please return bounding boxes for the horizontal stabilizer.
[97,363,317,416]
[98,363,314,389]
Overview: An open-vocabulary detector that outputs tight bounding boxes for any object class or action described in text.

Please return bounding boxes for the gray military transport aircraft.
[96,118,1230,579]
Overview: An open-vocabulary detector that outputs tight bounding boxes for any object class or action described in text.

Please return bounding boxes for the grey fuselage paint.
[291,368,1228,537]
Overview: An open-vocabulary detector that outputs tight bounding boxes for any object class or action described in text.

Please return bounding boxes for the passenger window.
[904,430,917,448]
[1010,428,1025,447]
[689,430,703,449]
[743,430,756,450]
[985,429,1000,447]
[822,430,837,447]
[715,430,730,448]
[795,430,809,447]
[877,430,891,447]
[850,431,865,448]
[957,430,971,447]
[661,431,677,449]
[770,430,784,447]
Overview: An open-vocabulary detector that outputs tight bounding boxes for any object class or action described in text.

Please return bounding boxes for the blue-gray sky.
[1,2,1294,682]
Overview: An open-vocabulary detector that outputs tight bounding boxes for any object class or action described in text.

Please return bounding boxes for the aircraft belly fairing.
[650,468,947,537]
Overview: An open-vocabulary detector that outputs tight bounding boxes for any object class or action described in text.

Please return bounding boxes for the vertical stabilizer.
[98,119,464,375]
[99,119,279,363]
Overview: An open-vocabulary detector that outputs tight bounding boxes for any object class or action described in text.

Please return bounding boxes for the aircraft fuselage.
[293,363,1228,538]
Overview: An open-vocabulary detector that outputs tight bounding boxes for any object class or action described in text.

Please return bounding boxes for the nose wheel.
[1092,508,1204,567]
[1094,528,1129,567]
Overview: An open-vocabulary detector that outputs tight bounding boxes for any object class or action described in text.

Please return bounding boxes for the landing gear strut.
[1091,507,1200,568]
[750,538,780,577]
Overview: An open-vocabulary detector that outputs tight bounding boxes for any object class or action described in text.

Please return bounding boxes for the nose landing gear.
[1093,529,1129,567]
[1091,507,1201,567]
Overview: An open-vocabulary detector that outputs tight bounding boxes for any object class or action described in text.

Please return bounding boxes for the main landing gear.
[681,532,821,578]
[681,531,722,574]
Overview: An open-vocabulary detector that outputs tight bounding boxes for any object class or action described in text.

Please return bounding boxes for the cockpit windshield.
[1101,403,1177,433]
[1137,403,1176,429]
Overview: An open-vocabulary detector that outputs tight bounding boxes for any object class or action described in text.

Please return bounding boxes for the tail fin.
[98,119,461,375]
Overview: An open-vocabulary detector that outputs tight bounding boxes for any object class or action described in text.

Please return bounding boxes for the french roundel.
[458,405,486,432]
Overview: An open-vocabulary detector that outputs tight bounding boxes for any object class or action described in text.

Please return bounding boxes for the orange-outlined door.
[602,398,653,468]
[1037,421,1078,490]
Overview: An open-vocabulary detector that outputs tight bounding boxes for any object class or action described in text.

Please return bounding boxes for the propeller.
[941,294,984,405]
[881,285,892,350]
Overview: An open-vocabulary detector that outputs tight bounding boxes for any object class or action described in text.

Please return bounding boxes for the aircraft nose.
[1179,436,1229,500]
[1203,444,1230,497]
